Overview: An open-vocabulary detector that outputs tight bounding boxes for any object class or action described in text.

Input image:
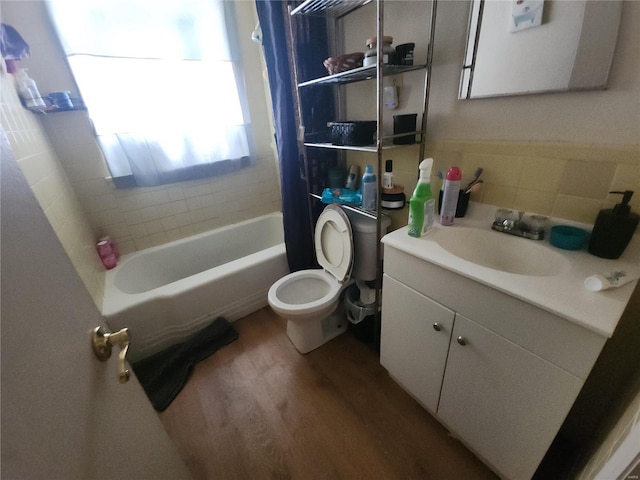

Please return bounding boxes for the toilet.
[268,204,390,354]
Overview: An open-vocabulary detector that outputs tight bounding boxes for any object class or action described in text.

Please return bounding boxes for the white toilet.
[268,204,389,354]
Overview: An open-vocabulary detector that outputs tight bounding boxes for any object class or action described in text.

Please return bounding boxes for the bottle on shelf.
[361,164,377,211]
[14,69,46,109]
[383,160,394,190]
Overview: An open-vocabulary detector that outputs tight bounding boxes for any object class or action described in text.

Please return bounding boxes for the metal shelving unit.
[288,0,437,349]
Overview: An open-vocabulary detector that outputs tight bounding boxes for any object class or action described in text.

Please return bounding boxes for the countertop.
[381,202,640,338]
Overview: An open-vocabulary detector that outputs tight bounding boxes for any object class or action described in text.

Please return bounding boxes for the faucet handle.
[523,214,548,234]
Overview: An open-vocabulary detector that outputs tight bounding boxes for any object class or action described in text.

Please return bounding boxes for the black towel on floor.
[132,317,238,411]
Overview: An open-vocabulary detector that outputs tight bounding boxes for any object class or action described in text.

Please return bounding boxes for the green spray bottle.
[407,158,435,237]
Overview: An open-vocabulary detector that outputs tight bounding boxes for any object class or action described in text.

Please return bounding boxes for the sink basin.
[431,227,569,276]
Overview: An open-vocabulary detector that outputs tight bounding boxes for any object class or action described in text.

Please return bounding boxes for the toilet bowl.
[268,205,354,354]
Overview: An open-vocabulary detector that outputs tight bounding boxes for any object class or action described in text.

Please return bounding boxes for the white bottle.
[361,164,377,211]
[440,166,462,225]
[15,69,46,109]
[383,160,394,189]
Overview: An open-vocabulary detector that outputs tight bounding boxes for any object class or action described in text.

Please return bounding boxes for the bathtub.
[102,212,289,363]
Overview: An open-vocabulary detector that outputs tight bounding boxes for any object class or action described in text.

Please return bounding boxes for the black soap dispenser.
[588,190,639,259]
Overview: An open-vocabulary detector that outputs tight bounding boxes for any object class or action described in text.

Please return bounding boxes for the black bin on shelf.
[329,121,377,146]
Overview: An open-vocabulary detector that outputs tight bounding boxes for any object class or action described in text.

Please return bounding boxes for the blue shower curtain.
[255,0,335,272]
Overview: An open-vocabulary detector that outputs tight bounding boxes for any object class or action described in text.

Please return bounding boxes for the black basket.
[329,121,376,146]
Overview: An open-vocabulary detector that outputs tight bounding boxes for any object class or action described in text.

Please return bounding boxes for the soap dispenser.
[588,190,639,259]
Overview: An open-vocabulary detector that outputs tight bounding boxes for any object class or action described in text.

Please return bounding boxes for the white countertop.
[382,202,640,338]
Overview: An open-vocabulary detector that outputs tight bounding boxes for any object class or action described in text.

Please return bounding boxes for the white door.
[1,132,191,479]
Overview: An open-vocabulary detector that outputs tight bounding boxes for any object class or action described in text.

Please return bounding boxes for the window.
[48,0,253,188]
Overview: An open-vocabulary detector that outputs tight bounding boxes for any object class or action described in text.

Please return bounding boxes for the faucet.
[492,209,547,240]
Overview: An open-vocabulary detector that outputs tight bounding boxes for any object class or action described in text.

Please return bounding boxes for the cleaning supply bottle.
[361,164,377,211]
[408,158,435,237]
[345,165,359,190]
[14,69,46,109]
[439,166,462,225]
[383,160,394,189]
[588,190,639,259]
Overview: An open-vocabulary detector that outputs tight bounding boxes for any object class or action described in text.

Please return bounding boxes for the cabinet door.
[438,314,583,480]
[380,274,455,413]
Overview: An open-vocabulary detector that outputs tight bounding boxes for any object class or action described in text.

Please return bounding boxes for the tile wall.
[0,72,105,307]
[38,109,282,255]
[348,140,639,232]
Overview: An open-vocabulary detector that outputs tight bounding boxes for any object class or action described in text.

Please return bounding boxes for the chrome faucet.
[492,209,547,240]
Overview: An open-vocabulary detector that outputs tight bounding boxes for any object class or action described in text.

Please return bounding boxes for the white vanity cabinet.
[380,244,607,480]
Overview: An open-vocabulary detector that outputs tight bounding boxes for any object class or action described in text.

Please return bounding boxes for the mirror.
[459,0,623,99]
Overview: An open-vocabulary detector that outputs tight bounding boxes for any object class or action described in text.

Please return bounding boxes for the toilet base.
[286,304,347,354]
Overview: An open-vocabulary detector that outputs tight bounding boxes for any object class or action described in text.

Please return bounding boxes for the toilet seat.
[268,269,342,318]
[314,205,354,282]
[268,205,354,318]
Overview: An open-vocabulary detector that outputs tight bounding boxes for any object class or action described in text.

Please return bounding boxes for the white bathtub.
[102,212,289,363]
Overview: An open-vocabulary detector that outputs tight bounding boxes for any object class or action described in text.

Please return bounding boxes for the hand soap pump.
[588,190,639,259]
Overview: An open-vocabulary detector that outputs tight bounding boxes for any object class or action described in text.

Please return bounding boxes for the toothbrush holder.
[438,190,470,218]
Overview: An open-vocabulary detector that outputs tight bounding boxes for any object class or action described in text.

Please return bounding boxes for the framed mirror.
[459,0,623,99]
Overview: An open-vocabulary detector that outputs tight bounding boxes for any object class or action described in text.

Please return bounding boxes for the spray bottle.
[439,166,462,225]
[408,158,435,237]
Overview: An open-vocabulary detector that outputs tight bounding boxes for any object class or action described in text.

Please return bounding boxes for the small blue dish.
[550,225,590,250]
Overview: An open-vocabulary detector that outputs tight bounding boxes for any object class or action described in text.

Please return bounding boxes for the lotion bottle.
[408,158,435,237]
[383,160,394,189]
[588,190,639,259]
[439,166,462,225]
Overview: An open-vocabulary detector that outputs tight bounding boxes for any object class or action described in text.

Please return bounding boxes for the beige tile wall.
[38,111,282,254]
[430,140,640,224]
[352,140,639,230]
[1,72,105,308]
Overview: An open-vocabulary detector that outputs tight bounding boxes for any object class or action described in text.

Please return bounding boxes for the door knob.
[433,322,442,332]
[457,336,467,346]
[91,326,130,383]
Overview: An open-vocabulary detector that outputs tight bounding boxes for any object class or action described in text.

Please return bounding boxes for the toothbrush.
[464,167,483,191]
[465,179,483,194]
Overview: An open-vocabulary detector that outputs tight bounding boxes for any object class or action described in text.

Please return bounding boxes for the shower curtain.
[255,0,335,272]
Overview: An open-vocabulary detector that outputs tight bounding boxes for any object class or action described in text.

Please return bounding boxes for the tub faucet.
[91,326,131,383]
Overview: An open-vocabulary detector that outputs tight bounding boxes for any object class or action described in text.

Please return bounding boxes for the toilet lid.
[315,205,353,282]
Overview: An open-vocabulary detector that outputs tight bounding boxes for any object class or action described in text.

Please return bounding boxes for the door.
[1,131,191,479]
[437,313,583,480]
[380,274,455,414]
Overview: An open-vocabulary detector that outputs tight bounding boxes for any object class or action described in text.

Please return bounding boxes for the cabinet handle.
[433,323,442,332]
[457,336,467,346]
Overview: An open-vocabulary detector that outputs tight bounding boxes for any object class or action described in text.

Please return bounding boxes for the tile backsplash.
[367,140,639,230]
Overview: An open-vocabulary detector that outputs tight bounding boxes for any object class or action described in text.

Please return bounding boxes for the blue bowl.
[550,225,590,250]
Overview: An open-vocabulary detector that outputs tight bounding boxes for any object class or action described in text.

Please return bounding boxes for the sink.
[431,227,569,276]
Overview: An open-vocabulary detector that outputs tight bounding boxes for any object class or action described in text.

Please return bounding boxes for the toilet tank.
[345,210,391,281]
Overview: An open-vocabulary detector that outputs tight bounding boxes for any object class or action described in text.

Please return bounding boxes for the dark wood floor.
[160,307,497,480]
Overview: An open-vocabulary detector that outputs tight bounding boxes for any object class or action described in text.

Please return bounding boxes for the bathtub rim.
[101,211,285,316]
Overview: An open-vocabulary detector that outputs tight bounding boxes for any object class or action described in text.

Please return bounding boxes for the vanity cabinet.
[380,245,607,480]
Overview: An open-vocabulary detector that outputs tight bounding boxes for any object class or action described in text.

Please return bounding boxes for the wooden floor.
[160,307,498,480]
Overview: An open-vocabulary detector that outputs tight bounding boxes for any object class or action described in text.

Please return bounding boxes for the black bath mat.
[132,317,238,411]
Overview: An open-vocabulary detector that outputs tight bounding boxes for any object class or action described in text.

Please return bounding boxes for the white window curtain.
[47,0,253,187]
